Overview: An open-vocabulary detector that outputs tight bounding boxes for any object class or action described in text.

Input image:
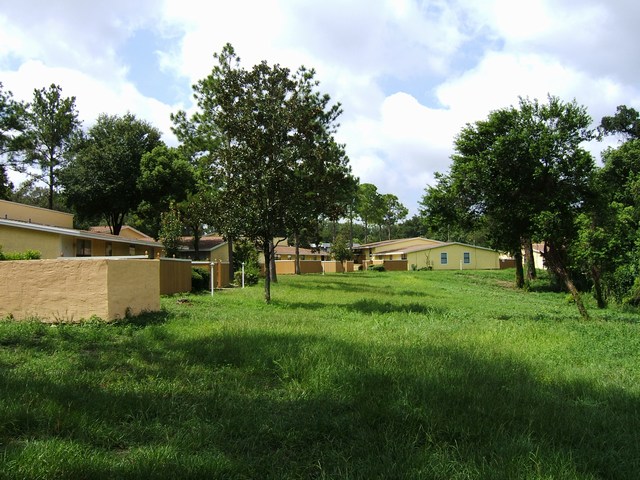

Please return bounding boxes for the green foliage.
[599,104,640,140]
[0,82,26,157]
[172,43,353,302]
[158,203,183,258]
[232,238,259,271]
[136,145,196,238]
[16,84,81,209]
[356,183,385,243]
[0,244,41,260]
[368,264,386,272]
[234,264,260,287]
[61,112,163,235]
[0,165,12,199]
[191,266,211,292]
[330,232,352,263]
[381,193,408,240]
[232,238,260,286]
[426,96,595,318]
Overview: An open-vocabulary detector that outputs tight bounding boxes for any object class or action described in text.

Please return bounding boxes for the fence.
[192,260,232,289]
[159,257,192,295]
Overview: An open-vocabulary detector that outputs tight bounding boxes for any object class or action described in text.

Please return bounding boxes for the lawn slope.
[1,270,638,479]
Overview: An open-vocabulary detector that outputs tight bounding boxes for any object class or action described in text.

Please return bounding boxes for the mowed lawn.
[1,270,639,479]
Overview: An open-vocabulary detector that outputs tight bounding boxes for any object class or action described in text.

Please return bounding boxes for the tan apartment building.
[0,199,163,259]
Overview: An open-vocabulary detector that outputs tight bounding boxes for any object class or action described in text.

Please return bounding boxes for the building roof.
[354,237,442,250]
[274,245,320,256]
[373,242,499,255]
[0,218,162,248]
[89,225,155,241]
[178,235,226,252]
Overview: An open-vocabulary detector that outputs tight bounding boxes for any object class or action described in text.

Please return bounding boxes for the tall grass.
[1,270,638,479]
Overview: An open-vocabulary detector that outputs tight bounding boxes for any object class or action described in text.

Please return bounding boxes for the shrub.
[191,267,211,292]
[369,264,386,272]
[0,245,41,261]
[234,263,260,286]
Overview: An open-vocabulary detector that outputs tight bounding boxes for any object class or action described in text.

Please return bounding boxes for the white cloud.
[1,61,178,143]
[2,0,640,217]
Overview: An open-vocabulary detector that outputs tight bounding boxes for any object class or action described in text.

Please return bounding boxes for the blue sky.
[1,0,638,216]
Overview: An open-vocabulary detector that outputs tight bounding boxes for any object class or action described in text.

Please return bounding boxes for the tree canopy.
[422,96,595,318]
[61,112,162,235]
[17,84,81,209]
[173,43,354,302]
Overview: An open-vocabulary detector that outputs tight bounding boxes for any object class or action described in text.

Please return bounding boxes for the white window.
[464,252,471,264]
[440,252,448,265]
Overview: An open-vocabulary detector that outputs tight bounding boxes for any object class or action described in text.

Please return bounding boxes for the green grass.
[1,270,639,479]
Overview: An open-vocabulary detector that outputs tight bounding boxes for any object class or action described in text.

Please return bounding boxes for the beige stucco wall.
[0,199,74,228]
[407,244,500,270]
[262,260,324,275]
[0,258,160,322]
[204,243,230,263]
[106,259,160,318]
[0,224,63,258]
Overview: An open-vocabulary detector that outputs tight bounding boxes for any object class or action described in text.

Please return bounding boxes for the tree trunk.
[591,266,606,309]
[523,239,537,280]
[544,242,589,320]
[269,239,278,283]
[294,233,301,275]
[349,209,354,250]
[514,250,525,289]
[263,241,271,303]
[193,225,201,260]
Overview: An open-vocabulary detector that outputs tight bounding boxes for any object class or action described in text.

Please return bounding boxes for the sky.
[1,0,638,215]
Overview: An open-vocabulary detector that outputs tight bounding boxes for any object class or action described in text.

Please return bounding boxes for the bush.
[369,264,386,272]
[623,277,640,307]
[234,264,260,286]
[191,267,211,292]
[0,245,41,261]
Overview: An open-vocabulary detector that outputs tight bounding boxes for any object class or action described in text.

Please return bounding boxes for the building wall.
[262,260,324,275]
[0,224,63,258]
[356,238,443,262]
[407,244,500,270]
[205,244,230,263]
[0,199,74,228]
[371,237,441,254]
[0,258,160,321]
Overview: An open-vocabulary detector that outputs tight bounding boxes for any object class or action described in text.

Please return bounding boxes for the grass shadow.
[111,308,171,328]
[346,299,444,316]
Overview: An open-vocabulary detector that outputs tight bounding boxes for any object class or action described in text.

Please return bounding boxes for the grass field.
[1,269,639,479]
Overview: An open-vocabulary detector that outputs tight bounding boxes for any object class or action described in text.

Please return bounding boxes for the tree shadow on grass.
[1,328,638,478]
[284,277,394,296]
[346,299,444,316]
[111,308,171,328]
